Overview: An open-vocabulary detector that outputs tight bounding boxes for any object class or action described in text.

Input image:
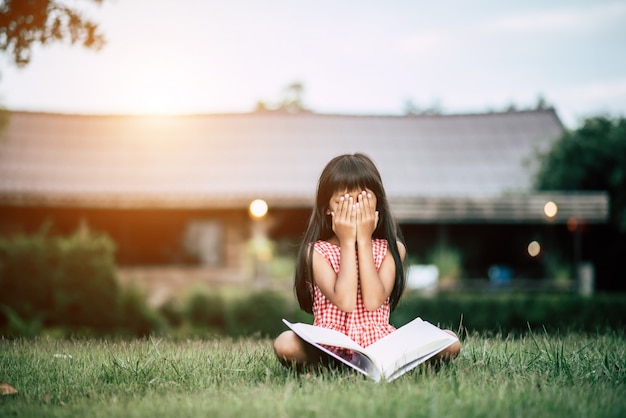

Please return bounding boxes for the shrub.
[0,228,56,322]
[0,225,121,331]
[52,227,120,328]
[158,298,186,328]
[117,285,166,337]
[391,292,626,334]
[0,305,42,337]
[184,286,228,333]
[228,290,297,338]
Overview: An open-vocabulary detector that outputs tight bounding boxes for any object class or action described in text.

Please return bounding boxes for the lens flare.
[249,199,268,218]
[528,240,541,257]
[543,201,558,218]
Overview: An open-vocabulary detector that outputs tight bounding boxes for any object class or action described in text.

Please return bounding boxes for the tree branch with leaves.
[0,0,106,68]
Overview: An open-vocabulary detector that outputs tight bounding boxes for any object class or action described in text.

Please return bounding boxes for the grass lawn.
[1,330,624,417]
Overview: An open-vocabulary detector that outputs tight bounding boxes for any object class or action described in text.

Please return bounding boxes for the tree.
[534,115,626,231]
[0,0,106,68]
[279,81,307,113]
[253,81,310,113]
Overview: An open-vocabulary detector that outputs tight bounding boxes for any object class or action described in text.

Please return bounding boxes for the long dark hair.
[294,153,406,313]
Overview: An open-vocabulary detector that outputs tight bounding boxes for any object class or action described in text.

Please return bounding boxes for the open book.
[282,317,458,382]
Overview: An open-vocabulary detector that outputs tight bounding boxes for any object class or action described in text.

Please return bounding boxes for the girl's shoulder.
[372,238,388,257]
[313,239,339,253]
[373,238,388,247]
[374,239,406,259]
[312,240,341,268]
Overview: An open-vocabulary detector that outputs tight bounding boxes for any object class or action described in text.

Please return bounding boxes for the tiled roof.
[0,109,608,222]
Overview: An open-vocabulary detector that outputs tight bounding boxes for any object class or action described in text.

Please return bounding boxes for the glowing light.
[249,199,268,218]
[528,241,541,257]
[142,88,173,114]
[129,80,179,115]
[544,201,558,219]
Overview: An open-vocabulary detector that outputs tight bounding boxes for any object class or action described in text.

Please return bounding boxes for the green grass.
[1,330,625,418]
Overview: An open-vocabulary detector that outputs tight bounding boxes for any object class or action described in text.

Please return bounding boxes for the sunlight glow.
[119,65,189,115]
[130,78,179,115]
[141,88,173,115]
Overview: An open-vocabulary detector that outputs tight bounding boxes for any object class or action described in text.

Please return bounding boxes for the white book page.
[284,321,364,352]
[363,318,458,378]
[384,348,441,382]
[383,338,459,382]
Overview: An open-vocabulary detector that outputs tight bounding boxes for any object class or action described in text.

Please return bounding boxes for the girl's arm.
[356,191,406,311]
[358,239,406,311]
[312,194,359,312]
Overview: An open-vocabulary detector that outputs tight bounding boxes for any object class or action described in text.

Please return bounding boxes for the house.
[0,109,610,300]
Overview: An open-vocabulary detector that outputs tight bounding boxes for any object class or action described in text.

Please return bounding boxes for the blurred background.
[0,0,624,337]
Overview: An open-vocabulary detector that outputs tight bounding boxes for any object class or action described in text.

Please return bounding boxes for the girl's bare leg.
[434,329,461,361]
[273,330,324,369]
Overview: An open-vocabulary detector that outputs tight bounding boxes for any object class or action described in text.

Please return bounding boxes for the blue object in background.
[488,265,513,286]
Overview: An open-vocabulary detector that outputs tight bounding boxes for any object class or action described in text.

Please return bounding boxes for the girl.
[273,153,460,368]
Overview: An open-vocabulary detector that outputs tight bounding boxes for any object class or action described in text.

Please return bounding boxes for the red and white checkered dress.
[312,239,396,354]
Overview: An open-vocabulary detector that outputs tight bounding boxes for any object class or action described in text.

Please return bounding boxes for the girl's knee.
[273,331,302,362]
[441,329,461,360]
[273,331,289,355]
[274,330,321,369]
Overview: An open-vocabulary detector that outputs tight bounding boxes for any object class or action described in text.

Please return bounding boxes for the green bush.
[0,305,42,337]
[0,225,165,337]
[184,286,228,333]
[158,298,186,328]
[391,292,626,334]
[0,226,121,331]
[228,290,295,338]
[53,227,120,328]
[117,285,167,337]
[0,229,56,323]
[158,289,310,339]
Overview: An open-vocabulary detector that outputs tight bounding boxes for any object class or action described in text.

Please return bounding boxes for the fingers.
[337,194,353,221]
[356,192,365,222]
[332,194,357,241]
[349,195,356,221]
[355,191,379,240]
[364,191,379,229]
[367,192,379,229]
[366,191,374,214]
[357,191,376,218]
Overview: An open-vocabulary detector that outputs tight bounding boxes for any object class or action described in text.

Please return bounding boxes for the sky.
[1,0,625,128]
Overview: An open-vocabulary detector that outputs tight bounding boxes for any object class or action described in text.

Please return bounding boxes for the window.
[183,220,224,267]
